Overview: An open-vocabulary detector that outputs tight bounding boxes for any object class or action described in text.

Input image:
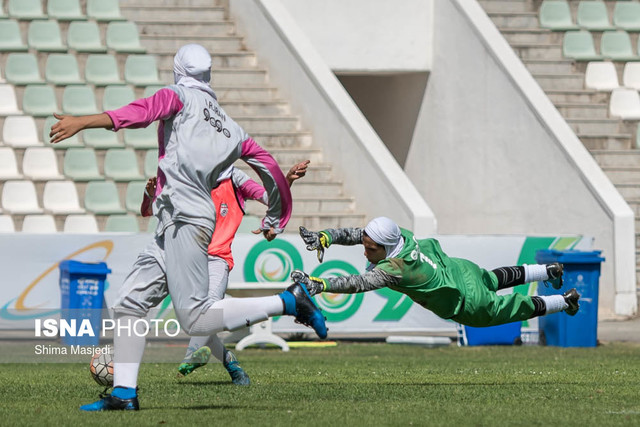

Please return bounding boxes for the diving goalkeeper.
[292,217,580,327]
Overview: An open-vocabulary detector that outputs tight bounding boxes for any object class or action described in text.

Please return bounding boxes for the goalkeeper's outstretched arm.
[292,268,400,295]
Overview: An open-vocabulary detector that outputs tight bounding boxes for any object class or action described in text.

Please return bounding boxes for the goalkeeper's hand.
[299,226,330,263]
[291,270,327,296]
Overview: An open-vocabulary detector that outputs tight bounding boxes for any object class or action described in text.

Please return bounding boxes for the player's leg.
[164,222,326,338]
[178,256,250,384]
[81,239,169,411]
[454,284,580,327]
[491,263,564,290]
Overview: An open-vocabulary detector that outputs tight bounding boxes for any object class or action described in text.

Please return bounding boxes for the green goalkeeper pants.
[450,259,535,327]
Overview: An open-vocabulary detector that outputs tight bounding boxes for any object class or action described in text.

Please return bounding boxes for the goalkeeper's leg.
[491,263,564,290]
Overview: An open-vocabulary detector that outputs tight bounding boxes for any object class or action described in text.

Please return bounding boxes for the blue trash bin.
[535,249,605,347]
[59,260,111,346]
[458,321,522,346]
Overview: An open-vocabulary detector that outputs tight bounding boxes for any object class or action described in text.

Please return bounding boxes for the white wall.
[405,0,636,317]
[229,0,436,235]
[278,0,433,72]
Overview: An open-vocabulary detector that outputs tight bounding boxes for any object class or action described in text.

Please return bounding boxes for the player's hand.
[49,113,85,144]
[286,160,310,186]
[252,227,277,241]
[145,177,157,198]
[291,269,326,296]
[299,226,329,263]
[140,177,156,217]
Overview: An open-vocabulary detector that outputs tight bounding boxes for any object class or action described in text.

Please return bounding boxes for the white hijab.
[173,43,217,99]
[364,217,404,269]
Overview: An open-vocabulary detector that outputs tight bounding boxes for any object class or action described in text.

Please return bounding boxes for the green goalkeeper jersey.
[322,228,494,320]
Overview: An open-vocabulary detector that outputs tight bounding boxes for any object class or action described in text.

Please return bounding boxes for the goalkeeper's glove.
[291,270,327,296]
[299,226,330,263]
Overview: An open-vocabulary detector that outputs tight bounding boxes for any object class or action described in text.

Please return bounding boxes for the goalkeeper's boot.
[224,351,250,386]
[177,345,212,377]
[280,283,328,339]
[545,263,564,289]
[563,288,580,316]
[80,387,139,411]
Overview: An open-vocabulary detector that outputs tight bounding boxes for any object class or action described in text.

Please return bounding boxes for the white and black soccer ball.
[89,350,114,387]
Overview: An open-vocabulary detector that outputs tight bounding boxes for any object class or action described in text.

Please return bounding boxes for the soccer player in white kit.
[50,44,327,411]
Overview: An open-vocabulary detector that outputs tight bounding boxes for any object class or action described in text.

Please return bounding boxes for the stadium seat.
[43,180,84,214]
[0,20,28,51]
[63,214,99,233]
[8,0,47,20]
[124,55,161,86]
[5,53,44,85]
[47,0,85,21]
[105,214,139,232]
[0,147,22,180]
[623,62,640,90]
[84,180,126,214]
[67,21,107,53]
[562,31,602,61]
[85,54,122,85]
[83,128,122,149]
[106,22,146,53]
[87,0,126,22]
[1,180,43,214]
[45,54,83,85]
[124,127,157,149]
[22,215,57,233]
[43,115,83,149]
[102,85,135,111]
[146,216,158,233]
[104,148,143,181]
[0,215,16,232]
[2,116,41,148]
[22,147,64,180]
[63,148,102,181]
[539,1,578,31]
[585,62,619,91]
[62,85,99,115]
[600,31,638,61]
[0,85,21,115]
[610,88,640,119]
[0,3,7,19]
[125,180,146,212]
[614,2,640,32]
[576,1,614,31]
[143,85,164,98]
[28,20,66,52]
[23,85,58,117]
[144,149,158,177]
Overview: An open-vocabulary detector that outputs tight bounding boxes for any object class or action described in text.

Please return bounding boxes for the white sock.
[215,295,284,332]
[188,295,284,335]
[539,295,568,315]
[523,264,549,283]
[113,314,147,389]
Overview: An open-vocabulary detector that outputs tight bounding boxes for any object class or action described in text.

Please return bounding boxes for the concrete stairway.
[119,0,365,231]
[477,0,640,285]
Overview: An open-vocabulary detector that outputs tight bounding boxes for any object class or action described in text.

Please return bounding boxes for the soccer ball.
[89,350,114,387]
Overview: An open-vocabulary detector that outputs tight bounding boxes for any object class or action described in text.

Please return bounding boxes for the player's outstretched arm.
[299,226,364,263]
[49,113,114,144]
[291,268,396,295]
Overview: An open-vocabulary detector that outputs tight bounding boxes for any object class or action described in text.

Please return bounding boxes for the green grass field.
[1,342,640,426]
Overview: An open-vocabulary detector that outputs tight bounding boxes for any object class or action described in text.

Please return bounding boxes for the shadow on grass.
[175,380,233,386]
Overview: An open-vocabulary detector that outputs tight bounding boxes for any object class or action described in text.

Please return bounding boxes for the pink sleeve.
[239,178,267,203]
[241,138,292,232]
[105,88,183,131]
